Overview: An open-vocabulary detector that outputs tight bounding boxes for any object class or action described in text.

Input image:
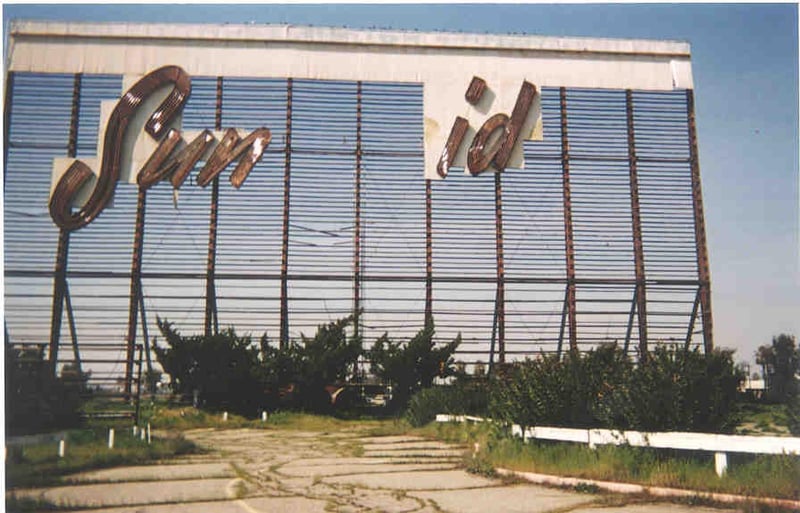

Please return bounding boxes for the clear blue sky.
[3,3,798,366]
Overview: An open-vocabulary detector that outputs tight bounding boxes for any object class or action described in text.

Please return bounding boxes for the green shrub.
[756,334,799,404]
[599,346,744,432]
[489,345,631,432]
[489,344,744,433]
[154,319,265,416]
[405,379,489,427]
[5,346,85,435]
[293,314,363,413]
[155,315,363,416]
[369,323,461,410]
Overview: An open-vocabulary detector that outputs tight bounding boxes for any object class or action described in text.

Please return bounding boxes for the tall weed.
[489,344,743,433]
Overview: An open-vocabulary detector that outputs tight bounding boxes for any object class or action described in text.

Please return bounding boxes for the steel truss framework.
[4,72,712,391]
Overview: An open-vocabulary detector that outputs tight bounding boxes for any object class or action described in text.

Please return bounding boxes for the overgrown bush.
[155,315,363,416]
[755,334,799,434]
[5,346,85,435]
[598,346,744,432]
[287,314,363,413]
[154,319,266,416]
[489,345,630,432]
[489,344,744,434]
[756,334,799,404]
[369,323,461,410]
[405,378,490,427]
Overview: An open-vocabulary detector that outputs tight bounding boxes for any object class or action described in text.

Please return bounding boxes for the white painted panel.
[436,415,800,456]
[10,21,693,182]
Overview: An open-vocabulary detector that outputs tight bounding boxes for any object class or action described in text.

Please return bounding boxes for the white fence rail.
[435,414,800,476]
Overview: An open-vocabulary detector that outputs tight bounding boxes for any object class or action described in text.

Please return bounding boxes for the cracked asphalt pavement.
[11,427,741,512]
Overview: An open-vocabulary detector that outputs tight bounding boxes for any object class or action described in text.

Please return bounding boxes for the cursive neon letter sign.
[49,66,271,231]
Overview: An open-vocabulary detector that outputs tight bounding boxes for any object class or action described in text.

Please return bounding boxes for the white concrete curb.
[435,414,800,477]
[496,468,800,510]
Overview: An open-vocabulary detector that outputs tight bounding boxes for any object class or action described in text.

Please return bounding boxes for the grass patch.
[6,424,197,489]
[464,454,497,478]
[424,422,800,500]
[5,495,63,512]
[146,406,412,441]
[737,403,790,435]
[265,411,410,436]
[595,493,800,513]
[143,404,404,433]
[143,404,265,430]
[361,417,412,437]
[415,418,493,446]
[502,440,800,500]
[264,411,352,431]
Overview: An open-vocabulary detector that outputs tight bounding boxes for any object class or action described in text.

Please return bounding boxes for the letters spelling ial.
[437,76,536,178]
[49,66,271,231]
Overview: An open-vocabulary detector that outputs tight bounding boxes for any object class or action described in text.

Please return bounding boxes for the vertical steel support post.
[124,188,146,398]
[559,87,578,353]
[279,78,293,349]
[424,179,433,329]
[48,73,82,374]
[686,90,714,353]
[204,76,223,337]
[626,90,649,358]
[353,81,363,337]
[205,177,220,336]
[494,172,506,363]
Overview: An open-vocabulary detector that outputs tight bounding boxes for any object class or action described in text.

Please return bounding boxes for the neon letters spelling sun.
[49,66,536,231]
[49,65,271,231]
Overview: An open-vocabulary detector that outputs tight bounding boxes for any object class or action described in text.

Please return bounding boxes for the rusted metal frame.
[626,89,649,358]
[3,71,14,187]
[353,81,363,337]
[22,268,702,287]
[279,78,293,349]
[124,188,146,399]
[48,73,82,374]
[686,90,714,353]
[204,76,224,337]
[66,74,82,159]
[560,87,578,353]
[205,177,220,336]
[424,179,434,328]
[684,287,702,351]
[623,286,638,355]
[494,171,506,363]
